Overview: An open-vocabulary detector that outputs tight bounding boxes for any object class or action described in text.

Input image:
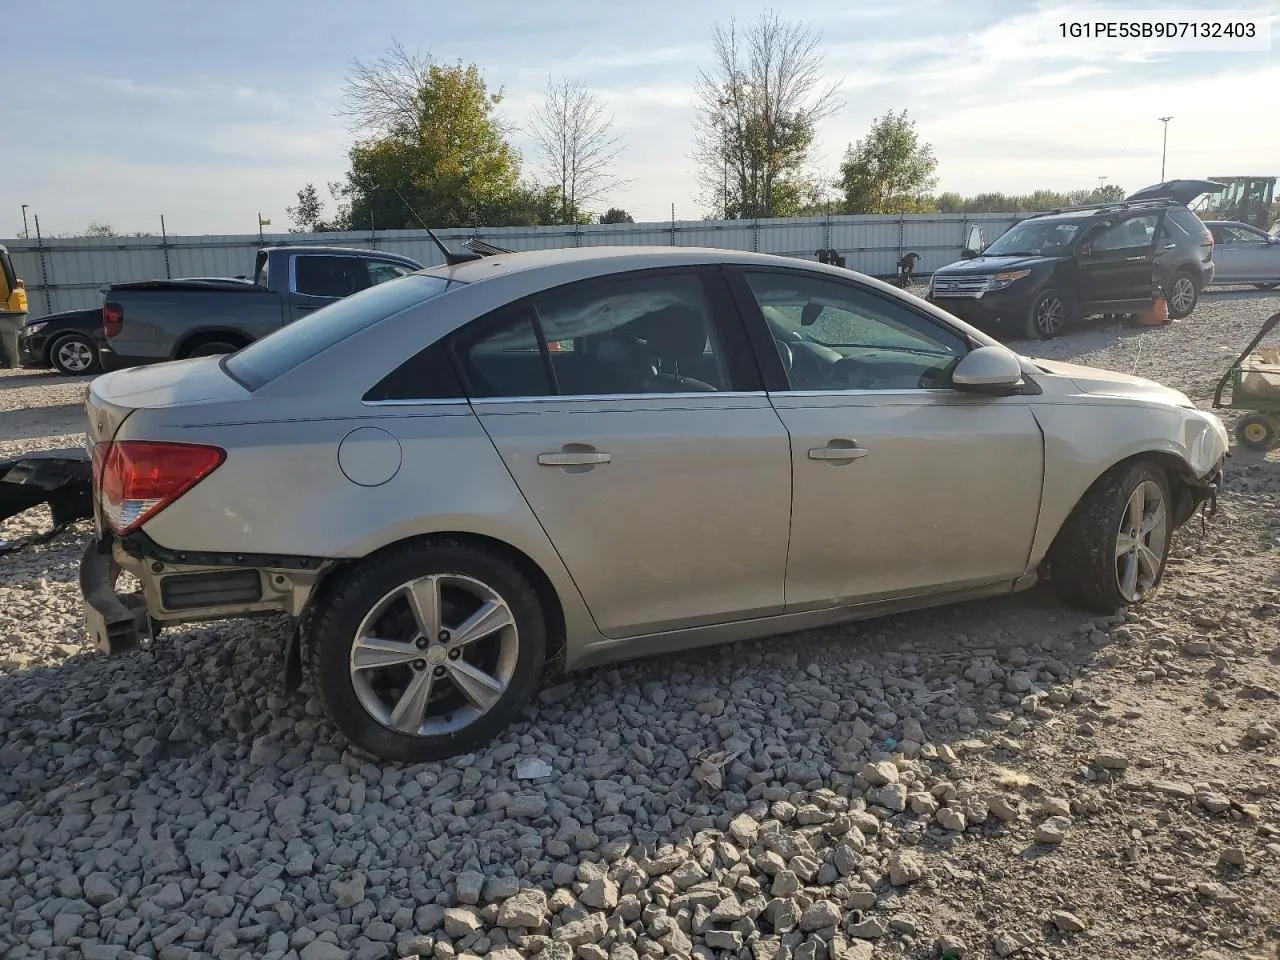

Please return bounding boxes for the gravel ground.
[2,288,1279,960]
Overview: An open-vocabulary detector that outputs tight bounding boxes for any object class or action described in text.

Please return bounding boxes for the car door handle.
[1124,255,1147,261]
[1162,243,1177,250]
[809,441,870,462]
[538,450,612,466]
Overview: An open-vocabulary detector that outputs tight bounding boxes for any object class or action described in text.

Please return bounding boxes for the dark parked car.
[16,307,104,375]
[926,191,1215,339]
[100,246,423,370]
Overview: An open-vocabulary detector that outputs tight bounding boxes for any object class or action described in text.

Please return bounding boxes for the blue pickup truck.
[98,245,423,370]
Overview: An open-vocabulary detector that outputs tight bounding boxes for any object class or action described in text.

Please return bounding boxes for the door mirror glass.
[951,345,1023,392]
[1077,242,1093,258]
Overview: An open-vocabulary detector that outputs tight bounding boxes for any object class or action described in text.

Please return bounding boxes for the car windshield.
[224,274,457,390]
[983,220,1083,257]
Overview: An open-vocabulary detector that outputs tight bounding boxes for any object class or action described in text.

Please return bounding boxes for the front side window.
[744,271,968,391]
[1090,214,1160,252]
[454,272,733,399]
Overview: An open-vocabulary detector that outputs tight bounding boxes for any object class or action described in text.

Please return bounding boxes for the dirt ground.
[1,288,1278,960]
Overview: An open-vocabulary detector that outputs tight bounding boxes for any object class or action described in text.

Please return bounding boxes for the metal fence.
[3,213,1021,317]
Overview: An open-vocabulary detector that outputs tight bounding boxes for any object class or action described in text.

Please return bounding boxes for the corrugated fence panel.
[3,213,1034,318]
[755,219,827,258]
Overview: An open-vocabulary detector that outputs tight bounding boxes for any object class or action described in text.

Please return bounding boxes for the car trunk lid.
[85,357,250,446]
[1126,179,1225,206]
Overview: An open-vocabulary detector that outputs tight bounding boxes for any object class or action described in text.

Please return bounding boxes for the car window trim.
[289,253,420,297]
[722,263,975,393]
[447,264,763,401]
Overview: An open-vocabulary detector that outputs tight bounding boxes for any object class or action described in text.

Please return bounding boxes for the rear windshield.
[224,274,457,390]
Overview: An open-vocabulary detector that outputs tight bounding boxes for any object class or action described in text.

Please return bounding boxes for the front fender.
[1027,401,1225,564]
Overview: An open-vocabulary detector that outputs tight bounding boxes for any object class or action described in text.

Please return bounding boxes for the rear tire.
[1048,460,1173,613]
[1166,271,1199,319]
[306,540,547,763]
[1235,413,1279,451]
[1023,289,1071,340]
[49,333,101,375]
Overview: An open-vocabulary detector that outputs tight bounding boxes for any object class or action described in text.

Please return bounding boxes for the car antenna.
[393,188,482,265]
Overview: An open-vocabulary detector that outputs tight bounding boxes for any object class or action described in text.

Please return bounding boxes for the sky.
[4,0,1278,238]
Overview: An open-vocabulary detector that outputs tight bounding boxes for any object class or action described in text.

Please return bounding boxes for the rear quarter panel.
[123,400,600,646]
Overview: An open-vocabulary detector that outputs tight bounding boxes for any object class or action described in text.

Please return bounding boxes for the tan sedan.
[78,247,1228,762]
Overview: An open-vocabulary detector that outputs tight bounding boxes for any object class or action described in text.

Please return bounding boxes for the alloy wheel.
[348,574,519,737]
[1035,296,1066,336]
[56,339,95,373]
[1169,277,1196,315]
[1114,480,1168,603]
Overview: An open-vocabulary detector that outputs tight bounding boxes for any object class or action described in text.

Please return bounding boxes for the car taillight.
[1203,229,1214,246]
[94,440,225,535]
[103,302,123,338]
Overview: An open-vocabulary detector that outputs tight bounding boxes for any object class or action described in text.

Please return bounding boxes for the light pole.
[20,205,29,240]
[1158,116,1173,180]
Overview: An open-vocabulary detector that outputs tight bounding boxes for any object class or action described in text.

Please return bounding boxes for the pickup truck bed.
[99,246,422,370]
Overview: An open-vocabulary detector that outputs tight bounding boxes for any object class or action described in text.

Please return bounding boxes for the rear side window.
[294,256,366,297]
[1167,207,1207,237]
[224,275,456,390]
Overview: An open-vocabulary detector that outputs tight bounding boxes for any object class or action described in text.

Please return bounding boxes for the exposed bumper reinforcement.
[79,536,151,655]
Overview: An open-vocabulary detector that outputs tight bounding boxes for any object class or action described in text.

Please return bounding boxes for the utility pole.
[20,205,29,240]
[1158,116,1173,180]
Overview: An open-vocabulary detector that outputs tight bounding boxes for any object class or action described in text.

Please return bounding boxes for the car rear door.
[1075,211,1163,311]
[729,266,1044,610]
[457,267,793,639]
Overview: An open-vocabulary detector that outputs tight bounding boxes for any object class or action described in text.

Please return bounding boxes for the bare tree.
[529,76,628,224]
[692,11,842,219]
[338,39,436,139]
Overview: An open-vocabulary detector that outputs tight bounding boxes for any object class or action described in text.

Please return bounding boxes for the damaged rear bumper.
[0,448,94,527]
[78,531,331,655]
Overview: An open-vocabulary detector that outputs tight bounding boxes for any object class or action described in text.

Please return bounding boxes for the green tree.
[85,222,117,237]
[286,183,325,232]
[692,11,842,219]
[334,42,520,229]
[839,110,938,214]
[599,207,634,224]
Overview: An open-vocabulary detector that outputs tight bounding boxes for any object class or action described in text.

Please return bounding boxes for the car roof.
[260,245,421,260]
[418,245,861,284]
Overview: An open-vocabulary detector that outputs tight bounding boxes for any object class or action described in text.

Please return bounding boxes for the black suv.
[926,191,1215,340]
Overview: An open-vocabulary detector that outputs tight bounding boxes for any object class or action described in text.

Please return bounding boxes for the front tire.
[1048,460,1173,613]
[1166,271,1199,319]
[306,540,547,763]
[49,333,101,375]
[1023,289,1071,340]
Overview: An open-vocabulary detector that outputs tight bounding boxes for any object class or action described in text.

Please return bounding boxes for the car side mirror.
[1077,242,1093,258]
[960,248,980,260]
[951,346,1024,393]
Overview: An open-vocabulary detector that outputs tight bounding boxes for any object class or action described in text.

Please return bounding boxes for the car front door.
[1218,225,1278,283]
[1075,212,1163,312]
[732,267,1044,610]
[455,267,793,639]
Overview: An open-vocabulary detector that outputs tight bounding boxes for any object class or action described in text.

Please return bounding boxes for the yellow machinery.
[1,244,30,368]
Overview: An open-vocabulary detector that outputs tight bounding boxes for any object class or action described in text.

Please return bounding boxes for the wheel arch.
[1036,448,1209,566]
[297,530,571,687]
[172,327,254,360]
